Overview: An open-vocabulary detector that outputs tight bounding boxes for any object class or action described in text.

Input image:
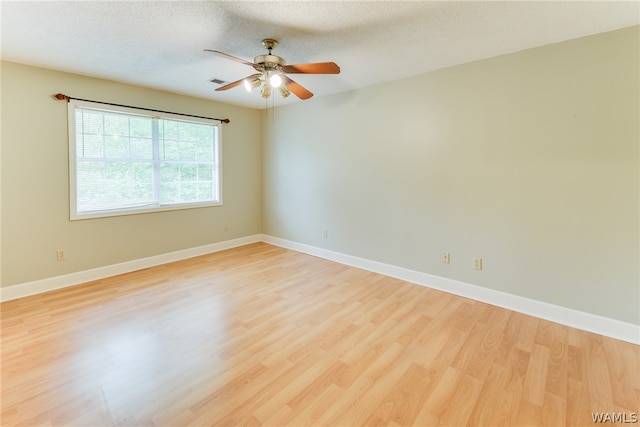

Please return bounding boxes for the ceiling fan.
[205,39,340,100]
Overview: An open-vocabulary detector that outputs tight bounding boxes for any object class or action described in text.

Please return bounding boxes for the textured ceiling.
[1,1,638,109]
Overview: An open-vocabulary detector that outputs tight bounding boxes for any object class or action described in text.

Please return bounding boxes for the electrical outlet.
[473,258,483,270]
[57,250,67,261]
[322,230,329,239]
[224,224,230,231]
[441,252,450,264]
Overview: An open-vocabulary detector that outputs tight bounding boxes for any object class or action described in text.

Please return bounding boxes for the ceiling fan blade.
[215,77,249,92]
[215,73,263,92]
[204,49,255,67]
[280,62,340,74]
[282,75,314,100]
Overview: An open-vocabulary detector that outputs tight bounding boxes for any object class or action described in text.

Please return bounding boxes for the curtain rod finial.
[222,118,230,124]
[55,93,70,101]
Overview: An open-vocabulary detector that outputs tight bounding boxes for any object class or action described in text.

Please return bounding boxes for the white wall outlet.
[224,224,230,231]
[473,257,483,270]
[322,230,329,239]
[57,250,67,261]
[441,252,450,264]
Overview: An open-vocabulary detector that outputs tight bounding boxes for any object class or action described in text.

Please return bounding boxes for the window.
[68,100,221,219]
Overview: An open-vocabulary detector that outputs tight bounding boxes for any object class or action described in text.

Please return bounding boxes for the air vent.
[210,78,226,85]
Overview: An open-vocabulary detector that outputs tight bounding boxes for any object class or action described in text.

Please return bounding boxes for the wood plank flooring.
[1,242,638,426]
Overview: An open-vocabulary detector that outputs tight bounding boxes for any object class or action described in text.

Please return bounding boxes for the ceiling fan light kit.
[277,84,291,99]
[268,73,282,88]
[243,75,262,92]
[260,83,272,99]
[206,38,340,101]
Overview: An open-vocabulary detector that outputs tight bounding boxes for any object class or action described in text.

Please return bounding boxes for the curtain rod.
[54,93,230,124]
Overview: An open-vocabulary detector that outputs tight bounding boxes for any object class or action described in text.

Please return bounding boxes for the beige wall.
[262,26,640,325]
[1,61,262,286]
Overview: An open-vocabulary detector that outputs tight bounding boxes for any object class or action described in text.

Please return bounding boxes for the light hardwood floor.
[1,243,638,426]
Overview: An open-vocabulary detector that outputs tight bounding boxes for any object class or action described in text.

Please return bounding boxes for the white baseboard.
[0,234,262,303]
[2,233,638,345]
[261,234,640,345]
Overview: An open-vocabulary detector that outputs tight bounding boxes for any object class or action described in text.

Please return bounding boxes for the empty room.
[1,1,639,426]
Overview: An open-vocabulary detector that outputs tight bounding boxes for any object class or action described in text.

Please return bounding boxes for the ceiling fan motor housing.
[254,54,286,69]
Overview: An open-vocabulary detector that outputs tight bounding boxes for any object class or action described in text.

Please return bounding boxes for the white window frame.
[68,99,222,220]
